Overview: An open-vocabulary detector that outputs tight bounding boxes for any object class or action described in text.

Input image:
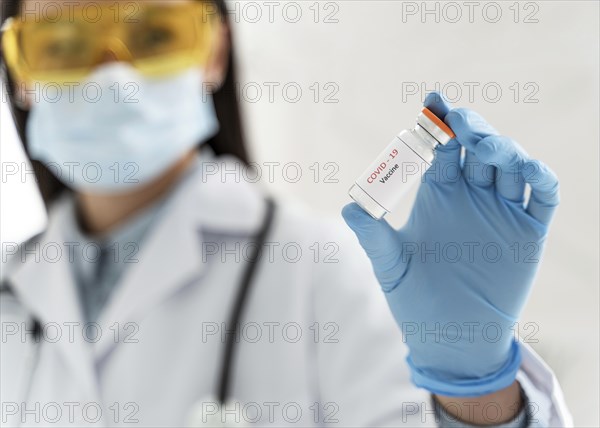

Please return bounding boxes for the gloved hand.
[342,92,560,397]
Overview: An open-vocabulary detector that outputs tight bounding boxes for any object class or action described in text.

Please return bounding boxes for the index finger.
[523,159,560,225]
[444,108,500,153]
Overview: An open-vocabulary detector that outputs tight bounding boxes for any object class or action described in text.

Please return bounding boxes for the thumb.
[342,203,408,292]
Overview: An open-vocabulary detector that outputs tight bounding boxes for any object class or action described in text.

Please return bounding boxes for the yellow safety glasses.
[1,1,218,84]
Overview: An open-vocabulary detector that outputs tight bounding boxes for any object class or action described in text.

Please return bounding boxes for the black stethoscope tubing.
[217,196,276,404]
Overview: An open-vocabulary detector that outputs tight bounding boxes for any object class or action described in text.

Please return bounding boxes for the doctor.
[0,0,571,426]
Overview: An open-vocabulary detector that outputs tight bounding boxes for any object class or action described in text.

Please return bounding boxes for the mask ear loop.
[13,88,29,110]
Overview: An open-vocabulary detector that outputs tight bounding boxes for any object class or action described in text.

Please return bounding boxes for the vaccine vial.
[349,108,456,219]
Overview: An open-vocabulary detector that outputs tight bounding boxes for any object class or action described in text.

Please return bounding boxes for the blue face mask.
[26,63,219,193]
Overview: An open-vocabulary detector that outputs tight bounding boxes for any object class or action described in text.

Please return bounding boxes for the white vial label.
[353,136,430,214]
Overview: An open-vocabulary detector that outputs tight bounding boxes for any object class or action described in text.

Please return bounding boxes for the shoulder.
[0,194,71,286]
[1,231,45,287]
[0,232,45,321]
[270,194,379,293]
[269,193,359,243]
[270,194,368,258]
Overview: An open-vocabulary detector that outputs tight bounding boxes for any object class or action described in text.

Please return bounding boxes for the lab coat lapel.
[95,152,268,359]
[8,201,100,401]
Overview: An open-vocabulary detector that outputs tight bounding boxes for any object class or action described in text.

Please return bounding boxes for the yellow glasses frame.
[1,1,218,84]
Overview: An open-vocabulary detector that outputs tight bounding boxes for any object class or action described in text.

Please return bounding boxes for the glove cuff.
[407,339,522,397]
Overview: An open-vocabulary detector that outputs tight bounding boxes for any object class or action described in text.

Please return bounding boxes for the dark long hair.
[0,0,249,208]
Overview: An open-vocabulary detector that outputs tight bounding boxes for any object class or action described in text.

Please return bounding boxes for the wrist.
[407,339,522,397]
[433,380,527,426]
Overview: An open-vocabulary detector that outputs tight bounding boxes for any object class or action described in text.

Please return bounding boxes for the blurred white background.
[1,0,598,425]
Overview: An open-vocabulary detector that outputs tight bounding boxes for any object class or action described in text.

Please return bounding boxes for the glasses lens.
[21,20,99,74]
[125,6,200,60]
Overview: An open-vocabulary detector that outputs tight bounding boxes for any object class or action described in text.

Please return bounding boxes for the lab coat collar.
[94,149,268,358]
[6,148,268,394]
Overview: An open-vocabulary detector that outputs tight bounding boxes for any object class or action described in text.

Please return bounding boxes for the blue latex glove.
[342,92,560,397]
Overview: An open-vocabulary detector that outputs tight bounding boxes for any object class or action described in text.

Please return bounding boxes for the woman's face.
[16,0,229,108]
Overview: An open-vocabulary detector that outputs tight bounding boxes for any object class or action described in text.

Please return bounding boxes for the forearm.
[434,380,524,426]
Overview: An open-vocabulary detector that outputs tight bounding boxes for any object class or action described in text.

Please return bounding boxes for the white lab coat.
[1,152,573,427]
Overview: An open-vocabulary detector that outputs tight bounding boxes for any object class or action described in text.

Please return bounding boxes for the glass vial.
[349,108,456,219]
